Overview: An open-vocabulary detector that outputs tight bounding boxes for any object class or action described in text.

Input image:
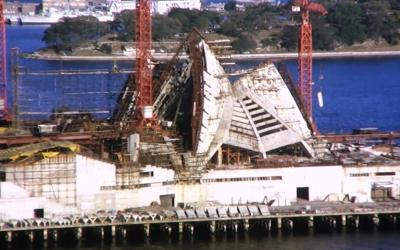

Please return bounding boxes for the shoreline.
[22,50,400,62]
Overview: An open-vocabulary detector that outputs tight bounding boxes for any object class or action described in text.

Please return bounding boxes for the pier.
[2,201,400,244]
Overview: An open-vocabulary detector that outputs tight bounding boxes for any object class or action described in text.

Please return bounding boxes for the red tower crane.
[293,0,326,125]
[0,1,9,122]
[135,0,155,129]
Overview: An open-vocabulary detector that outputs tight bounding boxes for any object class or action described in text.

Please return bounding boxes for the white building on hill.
[42,0,89,11]
[108,0,201,15]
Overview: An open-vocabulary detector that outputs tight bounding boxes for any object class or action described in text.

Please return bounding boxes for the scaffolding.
[10,48,133,130]
[1,154,77,207]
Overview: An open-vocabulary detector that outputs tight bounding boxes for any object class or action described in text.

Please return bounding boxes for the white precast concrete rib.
[226,101,259,151]
[217,206,228,217]
[194,41,233,160]
[231,64,314,157]
[152,38,314,160]
[195,208,207,218]
[191,40,314,158]
[206,207,218,218]
[248,205,261,216]
[256,65,309,137]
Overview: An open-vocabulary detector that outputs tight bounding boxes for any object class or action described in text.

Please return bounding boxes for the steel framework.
[0,1,9,122]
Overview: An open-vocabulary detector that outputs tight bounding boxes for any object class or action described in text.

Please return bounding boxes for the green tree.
[361,0,399,44]
[193,16,209,31]
[198,10,220,29]
[328,3,366,45]
[311,15,335,50]
[232,35,257,53]
[230,3,280,32]
[389,0,400,10]
[224,1,237,12]
[218,21,240,37]
[113,10,184,41]
[168,9,220,32]
[100,43,112,54]
[362,1,391,39]
[152,15,182,41]
[42,16,108,52]
[279,25,298,50]
[260,36,279,48]
[113,10,136,41]
[168,8,191,30]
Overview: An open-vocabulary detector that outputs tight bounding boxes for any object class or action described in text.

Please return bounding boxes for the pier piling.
[43,229,48,241]
[277,218,282,229]
[27,231,33,242]
[210,221,216,234]
[244,219,249,231]
[2,203,400,245]
[6,231,12,243]
[111,226,116,237]
[77,228,82,240]
[308,216,314,228]
[342,215,346,227]
[144,223,150,237]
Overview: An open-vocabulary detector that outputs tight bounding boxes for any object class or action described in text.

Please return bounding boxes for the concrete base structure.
[101,164,400,210]
[0,154,115,219]
[2,162,400,219]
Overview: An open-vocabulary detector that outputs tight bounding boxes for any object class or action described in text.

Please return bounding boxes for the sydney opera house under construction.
[1,35,400,223]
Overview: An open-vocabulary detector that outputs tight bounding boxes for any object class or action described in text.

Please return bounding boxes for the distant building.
[108,0,136,13]
[236,3,246,11]
[205,2,225,13]
[5,2,41,15]
[205,2,247,13]
[154,0,201,15]
[42,0,201,15]
[42,0,89,12]
[107,0,201,15]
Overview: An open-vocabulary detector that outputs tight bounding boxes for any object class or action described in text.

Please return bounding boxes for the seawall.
[23,50,400,62]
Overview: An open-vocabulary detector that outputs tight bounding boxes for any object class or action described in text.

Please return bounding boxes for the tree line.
[42,0,400,53]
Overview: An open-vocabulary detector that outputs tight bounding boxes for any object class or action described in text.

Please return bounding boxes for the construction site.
[1,0,400,234]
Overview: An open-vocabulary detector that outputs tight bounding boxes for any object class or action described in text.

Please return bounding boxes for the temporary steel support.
[135,0,155,128]
[11,48,20,128]
[0,1,9,122]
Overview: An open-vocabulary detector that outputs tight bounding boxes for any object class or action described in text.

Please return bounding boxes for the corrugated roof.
[0,127,31,136]
[0,141,80,163]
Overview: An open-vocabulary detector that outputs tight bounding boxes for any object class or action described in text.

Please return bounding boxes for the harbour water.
[4,25,400,249]
[4,230,400,250]
[120,231,400,250]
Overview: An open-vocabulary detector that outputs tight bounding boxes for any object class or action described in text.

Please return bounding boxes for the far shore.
[22,50,400,62]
